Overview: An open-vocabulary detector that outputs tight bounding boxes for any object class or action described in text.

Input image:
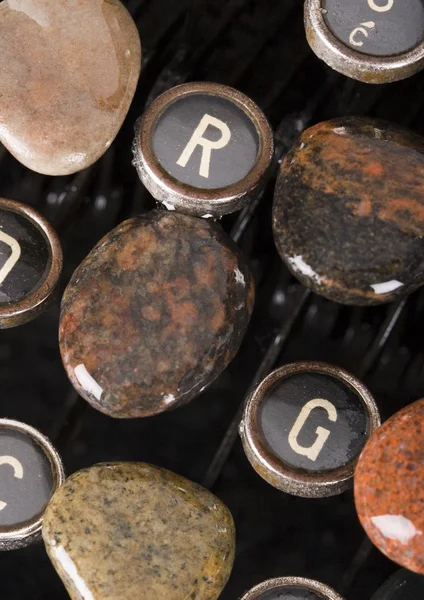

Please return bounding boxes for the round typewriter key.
[60,209,254,418]
[355,398,424,575]
[240,576,344,600]
[133,82,274,217]
[371,569,424,599]
[240,362,380,497]
[273,117,424,306]
[304,0,424,83]
[0,419,65,551]
[0,198,62,327]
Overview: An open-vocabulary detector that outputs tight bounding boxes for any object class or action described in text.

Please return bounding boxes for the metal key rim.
[240,361,381,498]
[240,576,345,599]
[133,81,274,217]
[0,419,65,550]
[0,198,63,328]
[304,0,424,84]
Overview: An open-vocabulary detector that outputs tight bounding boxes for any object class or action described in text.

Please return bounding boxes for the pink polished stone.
[0,0,141,175]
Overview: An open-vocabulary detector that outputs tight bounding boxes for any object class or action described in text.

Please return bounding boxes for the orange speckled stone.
[0,0,141,175]
[273,117,424,305]
[354,399,424,574]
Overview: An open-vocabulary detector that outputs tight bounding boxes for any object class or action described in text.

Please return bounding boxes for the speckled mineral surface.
[42,462,236,599]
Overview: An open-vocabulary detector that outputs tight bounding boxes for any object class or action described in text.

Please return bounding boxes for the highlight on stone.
[42,462,236,600]
[0,0,141,175]
[355,399,424,575]
[59,210,255,418]
[273,117,424,305]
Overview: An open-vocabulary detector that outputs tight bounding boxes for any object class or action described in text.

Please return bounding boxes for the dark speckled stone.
[59,209,254,418]
[354,399,424,574]
[42,462,235,600]
[273,117,424,305]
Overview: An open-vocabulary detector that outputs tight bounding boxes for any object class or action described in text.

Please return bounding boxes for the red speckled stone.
[354,399,424,574]
[59,210,254,418]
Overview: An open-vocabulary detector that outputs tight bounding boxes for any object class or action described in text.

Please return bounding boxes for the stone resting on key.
[60,82,274,419]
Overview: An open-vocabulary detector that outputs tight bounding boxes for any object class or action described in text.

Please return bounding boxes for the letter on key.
[304,0,424,83]
[133,82,273,217]
[177,114,231,178]
[0,456,24,511]
[240,362,380,497]
[0,419,64,551]
[0,198,62,328]
[0,231,21,286]
[288,399,337,461]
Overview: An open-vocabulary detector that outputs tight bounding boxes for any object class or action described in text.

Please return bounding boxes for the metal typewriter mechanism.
[0,1,423,599]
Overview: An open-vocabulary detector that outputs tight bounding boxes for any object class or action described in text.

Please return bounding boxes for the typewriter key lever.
[240,362,380,497]
[305,0,424,83]
[370,569,424,599]
[240,576,344,600]
[133,82,274,218]
[0,419,64,551]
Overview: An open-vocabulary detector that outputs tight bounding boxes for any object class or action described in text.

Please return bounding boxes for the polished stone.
[0,0,141,175]
[273,117,424,305]
[59,210,254,418]
[371,569,424,600]
[43,462,235,600]
[355,399,424,574]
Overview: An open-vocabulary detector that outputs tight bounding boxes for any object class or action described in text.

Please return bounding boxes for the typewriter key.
[0,198,62,327]
[273,117,424,306]
[0,419,64,551]
[240,576,344,600]
[60,210,254,418]
[0,0,141,175]
[133,82,274,217]
[43,463,235,600]
[240,362,380,497]
[355,398,424,575]
[304,0,424,83]
[371,569,424,599]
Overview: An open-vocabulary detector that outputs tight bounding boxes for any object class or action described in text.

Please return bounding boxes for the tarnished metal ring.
[305,0,424,84]
[133,82,274,218]
[240,361,381,498]
[0,419,65,551]
[240,576,344,600]
[0,198,62,328]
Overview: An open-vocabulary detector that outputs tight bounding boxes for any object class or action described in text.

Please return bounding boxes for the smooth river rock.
[273,117,424,305]
[0,0,141,175]
[42,462,235,600]
[355,399,424,574]
[59,209,254,418]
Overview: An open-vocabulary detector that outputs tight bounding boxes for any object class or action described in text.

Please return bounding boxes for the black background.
[0,1,423,599]
[153,94,259,189]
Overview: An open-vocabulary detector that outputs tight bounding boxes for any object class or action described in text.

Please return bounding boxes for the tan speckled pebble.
[0,0,141,175]
[42,462,235,600]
